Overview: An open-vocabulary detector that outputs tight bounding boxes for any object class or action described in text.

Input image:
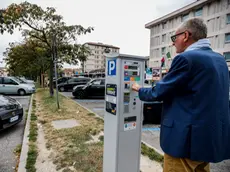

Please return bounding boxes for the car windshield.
[66,78,74,83]
[13,77,26,84]
[85,79,93,85]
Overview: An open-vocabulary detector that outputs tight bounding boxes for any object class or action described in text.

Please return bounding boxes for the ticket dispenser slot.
[103,53,148,172]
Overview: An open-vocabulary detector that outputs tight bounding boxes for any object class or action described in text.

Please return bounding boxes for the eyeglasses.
[171,32,186,42]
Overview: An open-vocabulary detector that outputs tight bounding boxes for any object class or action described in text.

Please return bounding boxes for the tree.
[0,1,93,96]
[3,39,50,82]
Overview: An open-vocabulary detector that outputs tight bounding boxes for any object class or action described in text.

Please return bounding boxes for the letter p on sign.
[108,60,116,76]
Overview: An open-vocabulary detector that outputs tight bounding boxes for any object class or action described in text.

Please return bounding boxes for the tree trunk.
[49,60,54,97]
[39,70,42,87]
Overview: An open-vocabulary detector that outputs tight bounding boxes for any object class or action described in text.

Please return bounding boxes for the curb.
[60,93,164,157]
[18,94,34,172]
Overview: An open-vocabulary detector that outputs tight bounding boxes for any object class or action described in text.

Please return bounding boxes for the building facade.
[0,67,8,76]
[83,42,120,73]
[62,68,82,77]
[145,0,230,69]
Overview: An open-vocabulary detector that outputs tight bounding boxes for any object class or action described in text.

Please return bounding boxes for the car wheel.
[76,91,85,99]
[18,89,26,96]
[59,87,65,92]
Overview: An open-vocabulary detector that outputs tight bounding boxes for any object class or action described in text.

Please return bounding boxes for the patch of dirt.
[140,155,163,172]
[35,90,104,171]
[35,123,58,172]
[85,131,104,144]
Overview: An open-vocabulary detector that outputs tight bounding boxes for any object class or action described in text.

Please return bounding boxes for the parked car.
[142,83,162,124]
[143,101,162,124]
[0,95,23,130]
[14,77,36,89]
[52,77,72,88]
[0,77,35,96]
[19,77,35,85]
[58,77,91,92]
[72,78,105,99]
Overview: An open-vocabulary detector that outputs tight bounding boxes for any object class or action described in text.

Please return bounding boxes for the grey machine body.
[103,53,148,172]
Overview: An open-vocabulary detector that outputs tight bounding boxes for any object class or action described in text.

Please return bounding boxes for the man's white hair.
[178,17,207,41]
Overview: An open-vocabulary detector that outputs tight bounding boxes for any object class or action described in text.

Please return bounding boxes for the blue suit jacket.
[139,48,230,162]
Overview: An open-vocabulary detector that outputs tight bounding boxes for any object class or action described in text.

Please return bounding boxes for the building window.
[162,34,166,43]
[162,47,166,56]
[181,13,189,22]
[162,22,167,29]
[227,14,230,24]
[225,33,230,43]
[195,8,203,16]
[224,52,230,61]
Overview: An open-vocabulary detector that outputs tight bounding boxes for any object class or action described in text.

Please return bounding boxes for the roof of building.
[84,42,120,49]
[145,0,212,29]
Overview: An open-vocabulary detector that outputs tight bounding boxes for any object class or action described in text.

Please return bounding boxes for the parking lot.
[0,95,30,172]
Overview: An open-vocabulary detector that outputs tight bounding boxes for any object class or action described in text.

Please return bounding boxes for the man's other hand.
[132,83,141,92]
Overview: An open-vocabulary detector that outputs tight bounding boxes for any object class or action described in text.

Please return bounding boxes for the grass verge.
[35,82,41,89]
[141,143,164,163]
[36,89,104,171]
[25,98,38,172]
[35,89,163,171]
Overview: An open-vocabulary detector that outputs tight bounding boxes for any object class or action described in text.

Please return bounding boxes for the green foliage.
[141,143,164,163]
[0,1,93,91]
[4,40,50,78]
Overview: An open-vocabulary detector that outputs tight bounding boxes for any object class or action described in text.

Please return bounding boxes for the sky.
[0,0,196,68]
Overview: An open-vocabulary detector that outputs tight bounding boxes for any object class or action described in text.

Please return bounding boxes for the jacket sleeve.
[138,55,191,102]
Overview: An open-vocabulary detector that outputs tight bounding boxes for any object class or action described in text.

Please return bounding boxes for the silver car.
[0,77,35,96]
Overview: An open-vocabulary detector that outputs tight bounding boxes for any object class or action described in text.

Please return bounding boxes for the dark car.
[58,77,91,92]
[0,95,23,130]
[52,77,72,88]
[143,101,162,124]
[72,78,105,99]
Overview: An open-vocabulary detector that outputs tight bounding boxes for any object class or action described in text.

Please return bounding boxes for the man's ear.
[183,32,189,42]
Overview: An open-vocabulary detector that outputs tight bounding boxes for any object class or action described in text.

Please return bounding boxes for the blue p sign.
[108,60,116,76]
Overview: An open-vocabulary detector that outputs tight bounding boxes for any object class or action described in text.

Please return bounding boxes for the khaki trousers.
[163,154,210,172]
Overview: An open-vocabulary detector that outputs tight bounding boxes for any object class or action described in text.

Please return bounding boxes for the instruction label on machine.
[124,116,137,131]
[106,84,117,115]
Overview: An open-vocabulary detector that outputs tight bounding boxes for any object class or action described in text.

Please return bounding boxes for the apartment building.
[83,42,120,73]
[145,0,230,68]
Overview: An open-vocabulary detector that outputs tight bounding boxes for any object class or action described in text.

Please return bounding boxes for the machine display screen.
[128,66,138,70]
[132,71,138,76]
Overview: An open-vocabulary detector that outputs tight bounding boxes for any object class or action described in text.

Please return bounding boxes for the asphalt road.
[62,91,230,172]
[0,95,30,172]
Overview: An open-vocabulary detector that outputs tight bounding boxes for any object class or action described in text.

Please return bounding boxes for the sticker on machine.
[124,116,137,131]
[106,84,117,96]
[106,101,116,115]
[106,95,117,104]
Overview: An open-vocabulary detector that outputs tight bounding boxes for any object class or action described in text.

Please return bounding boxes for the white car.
[19,77,35,85]
[16,77,35,87]
[0,77,35,96]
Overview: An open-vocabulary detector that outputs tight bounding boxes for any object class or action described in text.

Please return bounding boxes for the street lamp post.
[52,35,60,109]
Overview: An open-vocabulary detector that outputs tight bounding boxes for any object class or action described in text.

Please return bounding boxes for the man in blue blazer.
[132,18,230,171]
